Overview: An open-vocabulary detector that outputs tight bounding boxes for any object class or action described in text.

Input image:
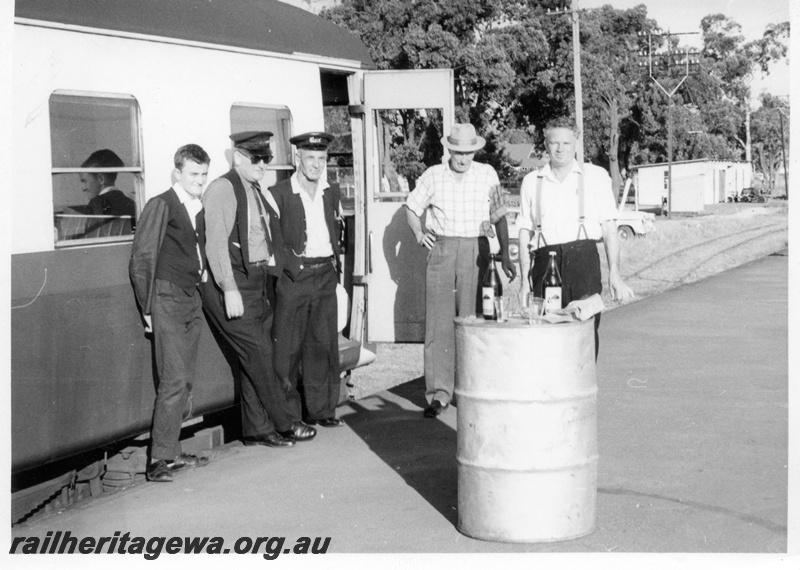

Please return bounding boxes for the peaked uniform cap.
[290,131,335,150]
[441,123,486,152]
[230,131,274,152]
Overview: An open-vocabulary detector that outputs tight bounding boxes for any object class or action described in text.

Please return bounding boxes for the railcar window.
[373,108,444,202]
[324,105,355,201]
[50,92,142,247]
[231,104,293,187]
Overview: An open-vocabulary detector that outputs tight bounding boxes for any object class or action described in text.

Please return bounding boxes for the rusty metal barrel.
[454,316,598,543]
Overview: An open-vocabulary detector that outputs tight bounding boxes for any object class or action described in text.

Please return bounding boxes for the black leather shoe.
[307,417,345,428]
[170,453,210,470]
[423,399,449,418]
[243,433,295,448]
[146,460,174,482]
[279,421,317,442]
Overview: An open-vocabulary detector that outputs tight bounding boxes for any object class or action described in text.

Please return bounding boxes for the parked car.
[616,207,656,240]
[727,187,768,203]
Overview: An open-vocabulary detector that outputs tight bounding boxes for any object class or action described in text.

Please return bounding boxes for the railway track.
[626,221,787,288]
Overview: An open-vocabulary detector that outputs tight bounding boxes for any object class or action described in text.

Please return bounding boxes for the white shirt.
[98,185,121,197]
[290,173,334,258]
[172,182,204,275]
[518,161,618,247]
[173,182,202,230]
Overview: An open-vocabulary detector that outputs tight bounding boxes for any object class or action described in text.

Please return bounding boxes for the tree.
[322,0,547,184]
[750,93,789,191]
[514,4,660,191]
[695,15,789,162]
[578,5,658,190]
[323,1,789,196]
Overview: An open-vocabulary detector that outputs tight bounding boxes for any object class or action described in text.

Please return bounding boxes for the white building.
[632,159,753,212]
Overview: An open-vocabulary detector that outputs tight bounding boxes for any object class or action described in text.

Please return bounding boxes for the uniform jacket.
[218,169,285,279]
[269,177,341,280]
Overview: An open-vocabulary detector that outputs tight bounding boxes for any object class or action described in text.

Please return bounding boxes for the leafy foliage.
[750,93,789,191]
[322,1,789,188]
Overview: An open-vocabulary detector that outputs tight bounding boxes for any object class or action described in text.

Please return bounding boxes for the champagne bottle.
[482,254,503,320]
[543,251,562,314]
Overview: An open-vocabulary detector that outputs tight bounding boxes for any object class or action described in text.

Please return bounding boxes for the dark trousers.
[201,265,292,437]
[151,279,203,461]
[273,261,340,422]
[529,239,602,358]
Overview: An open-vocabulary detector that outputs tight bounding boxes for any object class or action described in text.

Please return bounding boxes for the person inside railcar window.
[79,149,136,235]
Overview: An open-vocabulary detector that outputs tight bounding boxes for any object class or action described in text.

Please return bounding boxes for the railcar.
[11,0,454,521]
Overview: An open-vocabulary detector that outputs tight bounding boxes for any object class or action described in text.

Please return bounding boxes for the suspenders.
[528,165,588,291]
[533,166,588,249]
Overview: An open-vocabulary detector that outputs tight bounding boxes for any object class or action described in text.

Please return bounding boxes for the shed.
[632,159,753,212]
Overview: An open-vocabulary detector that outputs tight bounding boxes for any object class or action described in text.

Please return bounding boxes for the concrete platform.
[8,253,790,565]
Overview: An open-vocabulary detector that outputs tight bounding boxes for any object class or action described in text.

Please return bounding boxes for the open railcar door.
[347,69,455,344]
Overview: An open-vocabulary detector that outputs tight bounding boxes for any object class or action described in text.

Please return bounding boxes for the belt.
[300,256,333,270]
[249,259,270,267]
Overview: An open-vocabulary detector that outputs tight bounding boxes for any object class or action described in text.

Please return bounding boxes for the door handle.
[368,231,373,274]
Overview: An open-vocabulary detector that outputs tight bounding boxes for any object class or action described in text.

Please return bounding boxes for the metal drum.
[454,316,598,543]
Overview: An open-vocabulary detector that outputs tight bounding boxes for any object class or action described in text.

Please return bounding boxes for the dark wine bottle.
[482,254,503,320]
[543,251,562,314]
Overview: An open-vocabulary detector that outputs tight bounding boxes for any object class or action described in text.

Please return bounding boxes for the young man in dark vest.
[201,131,316,448]
[270,131,344,428]
[129,144,212,482]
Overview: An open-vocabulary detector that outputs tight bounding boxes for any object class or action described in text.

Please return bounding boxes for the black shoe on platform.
[243,433,295,447]
[279,421,317,441]
[423,399,448,418]
[170,453,210,470]
[307,417,345,428]
[147,460,174,482]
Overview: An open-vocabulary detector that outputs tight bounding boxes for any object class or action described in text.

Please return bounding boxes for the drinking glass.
[494,297,508,322]
[525,293,545,324]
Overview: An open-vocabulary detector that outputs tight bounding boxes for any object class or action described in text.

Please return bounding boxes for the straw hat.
[441,123,486,152]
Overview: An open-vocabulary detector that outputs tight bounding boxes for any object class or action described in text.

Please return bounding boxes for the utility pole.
[637,31,699,219]
[546,0,584,164]
[571,0,584,164]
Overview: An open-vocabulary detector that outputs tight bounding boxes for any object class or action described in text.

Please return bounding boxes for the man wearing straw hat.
[406,123,516,419]
[518,116,634,356]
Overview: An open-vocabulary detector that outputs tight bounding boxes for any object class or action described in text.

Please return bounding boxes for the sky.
[580,0,791,99]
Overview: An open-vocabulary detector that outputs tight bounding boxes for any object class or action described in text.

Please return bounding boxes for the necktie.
[250,182,273,258]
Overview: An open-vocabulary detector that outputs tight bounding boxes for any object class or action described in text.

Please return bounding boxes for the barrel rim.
[453,388,598,403]
[454,316,590,329]
[456,524,597,544]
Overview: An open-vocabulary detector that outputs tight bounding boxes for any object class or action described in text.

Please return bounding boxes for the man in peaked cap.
[270,131,345,429]
[201,131,317,448]
[406,123,516,419]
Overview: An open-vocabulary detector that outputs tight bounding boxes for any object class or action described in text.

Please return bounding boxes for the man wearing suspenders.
[518,117,634,356]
